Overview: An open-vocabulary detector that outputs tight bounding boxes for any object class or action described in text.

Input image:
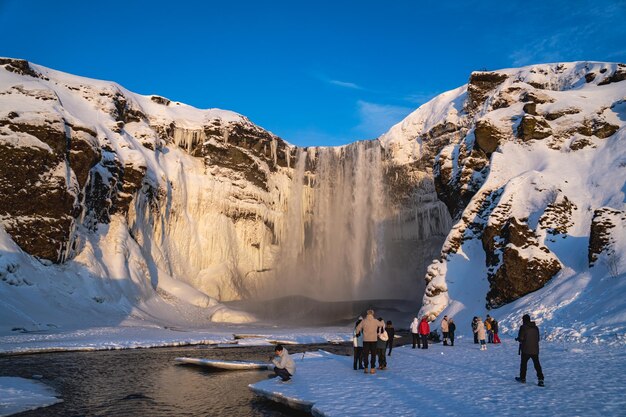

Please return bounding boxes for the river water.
[0,344,351,416]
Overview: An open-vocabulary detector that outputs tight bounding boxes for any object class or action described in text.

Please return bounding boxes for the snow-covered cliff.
[0,58,450,332]
[380,62,626,341]
[1,58,624,341]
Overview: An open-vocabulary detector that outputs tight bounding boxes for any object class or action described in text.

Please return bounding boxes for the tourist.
[271,344,296,381]
[515,314,544,386]
[376,317,387,370]
[486,315,494,343]
[385,320,395,356]
[418,316,430,349]
[355,309,385,374]
[353,317,364,370]
[441,315,450,346]
[475,317,487,350]
[410,317,420,349]
[472,317,479,344]
[492,317,501,344]
[448,318,456,346]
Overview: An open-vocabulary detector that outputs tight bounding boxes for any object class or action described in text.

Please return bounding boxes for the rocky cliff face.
[1,58,624,326]
[0,58,450,316]
[380,61,625,318]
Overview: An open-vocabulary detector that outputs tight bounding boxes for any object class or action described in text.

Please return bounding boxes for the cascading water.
[258,140,451,303]
[128,128,451,312]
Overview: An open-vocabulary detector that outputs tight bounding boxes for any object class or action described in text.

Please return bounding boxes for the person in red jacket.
[418,316,430,349]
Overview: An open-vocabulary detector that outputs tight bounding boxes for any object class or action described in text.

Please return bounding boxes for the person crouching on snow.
[271,344,296,381]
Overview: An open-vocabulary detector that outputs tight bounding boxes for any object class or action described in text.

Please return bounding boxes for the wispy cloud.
[310,72,366,91]
[354,100,412,139]
[507,2,626,66]
[328,79,363,90]
[404,92,438,105]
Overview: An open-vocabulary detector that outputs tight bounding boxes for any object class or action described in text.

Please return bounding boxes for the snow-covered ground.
[0,377,61,417]
[251,337,626,417]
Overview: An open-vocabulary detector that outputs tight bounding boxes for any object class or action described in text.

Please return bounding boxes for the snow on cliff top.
[0,58,248,130]
[379,61,625,164]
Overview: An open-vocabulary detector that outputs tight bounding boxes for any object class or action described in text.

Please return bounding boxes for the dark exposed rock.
[517,115,552,140]
[68,126,101,188]
[0,119,76,261]
[0,58,45,79]
[204,142,268,191]
[150,95,171,106]
[434,137,490,220]
[539,195,576,235]
[112,93,146,124]
[585,72,596,83]
[521,91,554,104]
[483,217,561,308]
[466,72,508,112]
[544,107,580,121]
[566,118,619,139]
[474,119,504,154]
[569,136,594,151]
[0,119,67,156]
[598,65,626,86]
[523,102,537,115]
[593,120,619,139]
[588,207,626,266]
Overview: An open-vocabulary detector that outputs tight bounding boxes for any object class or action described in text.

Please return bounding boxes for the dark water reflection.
[0,344,351,416]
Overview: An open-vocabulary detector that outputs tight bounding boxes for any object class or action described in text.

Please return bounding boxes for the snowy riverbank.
[250,337,626,417]
[0,377,61,417]
[0,324,351,355]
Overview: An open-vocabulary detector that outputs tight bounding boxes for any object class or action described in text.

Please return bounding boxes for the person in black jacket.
[448,318,456,346]
[385,320,395,356]
[472,317,479,344]
[515,314,545,386]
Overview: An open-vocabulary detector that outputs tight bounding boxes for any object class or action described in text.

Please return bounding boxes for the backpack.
[378,327,389,342]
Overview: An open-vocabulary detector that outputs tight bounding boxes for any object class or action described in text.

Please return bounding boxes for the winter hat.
[522,314,531,323]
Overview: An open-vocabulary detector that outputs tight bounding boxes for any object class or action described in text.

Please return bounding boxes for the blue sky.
[1,0,625,146]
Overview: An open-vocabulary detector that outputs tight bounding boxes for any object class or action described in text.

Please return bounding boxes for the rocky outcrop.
[588,207,626,266]
[598,64,626,86]
[483,217,561,308]
[466,72,508,112]
[517,115,552,141]
[0,108,100,261]
[0,58,46,79]
[474,119,505,154]
[420,61,626,318]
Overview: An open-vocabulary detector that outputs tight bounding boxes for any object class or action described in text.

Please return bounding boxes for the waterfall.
[261,141,386,300]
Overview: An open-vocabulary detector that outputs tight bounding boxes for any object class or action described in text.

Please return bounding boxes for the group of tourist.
[348,310,543,386]
[352,309,396,373]
[273,309,543,387]
[471,314,501,350]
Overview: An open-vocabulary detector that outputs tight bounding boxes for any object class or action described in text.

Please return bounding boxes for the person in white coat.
[271,344,296,381]
[410,317,420,349]
[441,315,450,346]
[475,317,487,350]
